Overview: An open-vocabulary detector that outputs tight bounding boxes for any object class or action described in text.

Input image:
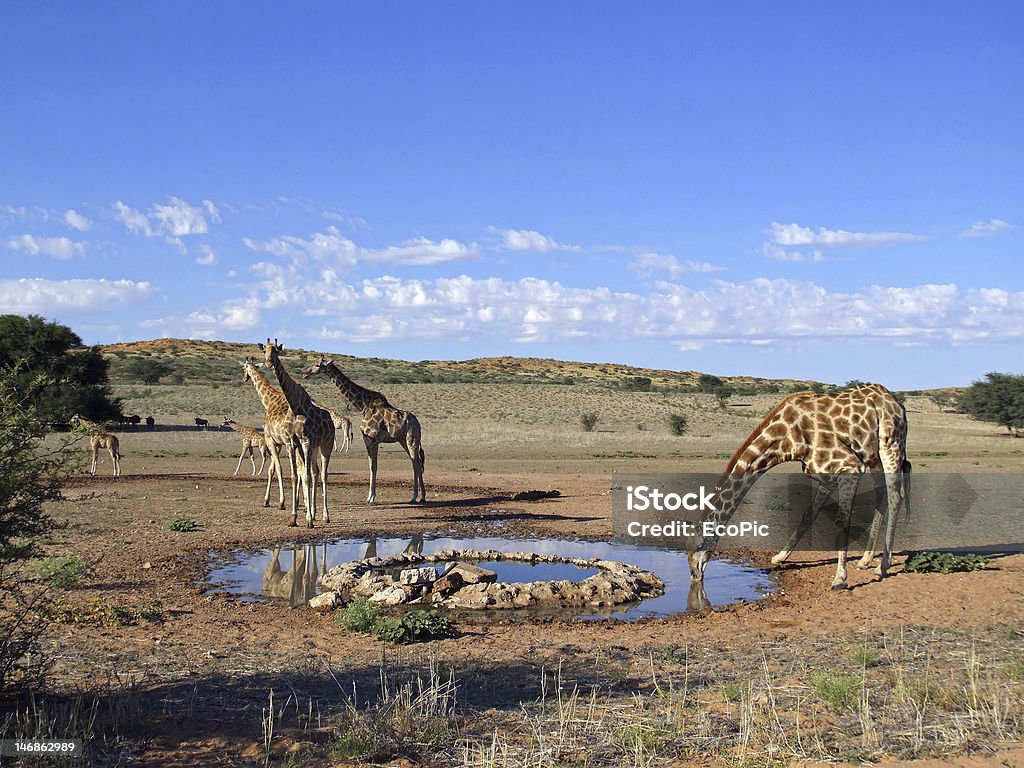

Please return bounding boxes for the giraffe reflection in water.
[262,544,328,607]
[263,534,426,606]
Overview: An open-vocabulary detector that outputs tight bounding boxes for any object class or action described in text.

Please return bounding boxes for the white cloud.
[762,243,824,262]
[489,227,581,253]
[767,221,927,248]
[959,219,1014,238]
[195,245,217,266]
[244,227,477,268]
[113,197,219,240]
[0,278,153,314]
[363,237,479,265]
[630,252,726,278]
[4,234,85,259]
[64,209,92,231]
[113,201,155,236]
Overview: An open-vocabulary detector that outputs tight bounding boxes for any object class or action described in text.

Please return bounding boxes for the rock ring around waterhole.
[313,549,665,611]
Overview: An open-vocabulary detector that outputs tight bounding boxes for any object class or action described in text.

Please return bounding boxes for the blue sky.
[1,3,1021,388]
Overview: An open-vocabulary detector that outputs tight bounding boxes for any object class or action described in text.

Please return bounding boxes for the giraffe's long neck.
[248,365,286,413]
[268,354,313,416]
[322,362,380,411]
[701,424,789,547]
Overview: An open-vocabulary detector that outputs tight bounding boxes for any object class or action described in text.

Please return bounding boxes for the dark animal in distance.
[195,417,209,429]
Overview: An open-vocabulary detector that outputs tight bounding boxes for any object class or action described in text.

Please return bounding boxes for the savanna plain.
[8,340,1024,768]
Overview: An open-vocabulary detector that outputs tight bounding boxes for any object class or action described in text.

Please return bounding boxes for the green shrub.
[32,554,88,590]
[809,671,861,713]
[904,551,990,574]
[169,517,198,532]
[338,598,381,632]
[580,412,599,432]
[372,609,456,644]
[668,414,688,436]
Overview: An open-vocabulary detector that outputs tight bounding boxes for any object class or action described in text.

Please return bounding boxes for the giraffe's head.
[222,417,236,428]
[257,338,284,368]
[687,548,711,581]
[301,356,332,380]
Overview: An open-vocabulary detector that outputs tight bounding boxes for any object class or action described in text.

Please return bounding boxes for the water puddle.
[207,534,774,620]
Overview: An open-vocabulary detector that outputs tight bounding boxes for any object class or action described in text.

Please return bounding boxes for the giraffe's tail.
[900,459,912,522]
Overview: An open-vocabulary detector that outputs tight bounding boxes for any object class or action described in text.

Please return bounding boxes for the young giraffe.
[260,340,335,527]
[241,358,305,521]
[688,383,909,590]
[71,415,122,477]
[327,408,354,453]
[302,356,426,504]
[222,418,272,476]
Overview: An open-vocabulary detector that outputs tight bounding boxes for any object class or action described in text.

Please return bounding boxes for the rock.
[308,591,342,612]
[400,567,437,586]
[432,571,466,598]
[368,586,408,606]
[447,562,497,585]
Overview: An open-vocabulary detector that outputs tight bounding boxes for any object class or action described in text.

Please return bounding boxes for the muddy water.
[207,534,774,619]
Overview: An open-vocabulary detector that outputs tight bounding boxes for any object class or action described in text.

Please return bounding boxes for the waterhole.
[207,534,774,619]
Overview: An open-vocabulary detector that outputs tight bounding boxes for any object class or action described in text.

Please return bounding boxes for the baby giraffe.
[71,415,122,477]
[222,418,272,476]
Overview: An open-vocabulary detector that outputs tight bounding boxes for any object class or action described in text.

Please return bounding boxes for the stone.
[400,567,437,586]
[308,591,343,612]
[368,586,408,606]
[431,571,466,598]
[447,562,497,585]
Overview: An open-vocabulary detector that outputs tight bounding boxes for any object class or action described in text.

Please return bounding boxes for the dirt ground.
[13,399,1024,767]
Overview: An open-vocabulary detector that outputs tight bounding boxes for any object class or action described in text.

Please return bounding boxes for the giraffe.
[71,415,121,477]
[241,357,305,522]
[260,340,335,527]
[302,356,426,504]
[222,418,272,476]
[688,383,909,590]
[327,408,354,453]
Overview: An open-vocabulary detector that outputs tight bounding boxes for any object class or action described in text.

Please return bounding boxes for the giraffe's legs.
[234,445,249,476]
[875,452,908,581]
[399,435,426,504]
[317,444,332,524]
[257,447,269,475]
[264,441,287,510]
[365,436,379,504]
[90,441,99,475]
[110,444,120,477]
[826,471,864,590]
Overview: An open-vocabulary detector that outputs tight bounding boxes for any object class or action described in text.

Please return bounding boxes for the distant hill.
[99,338,816,393]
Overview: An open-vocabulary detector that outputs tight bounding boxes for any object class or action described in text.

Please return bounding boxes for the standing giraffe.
[302,356,426,504]
[71,415,122,477]
[241,358,305,521]
[327,408,354,453]
[259,340,335,527]
[222,418,272,476]
[688,383,909,590]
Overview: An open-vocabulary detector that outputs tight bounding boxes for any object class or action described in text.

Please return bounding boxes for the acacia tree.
[960,372,1024,436]
[0,367,81,693]
[0,314,120,423]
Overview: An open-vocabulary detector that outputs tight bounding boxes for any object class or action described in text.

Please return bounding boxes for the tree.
[668,414,689,436]
[712,384,734,409]
[960,372,1024,436]
[0,367,81,693]
[124,357,173,385]
[0,315,120,423]
[697,373,725,393]
[580,412,599,432]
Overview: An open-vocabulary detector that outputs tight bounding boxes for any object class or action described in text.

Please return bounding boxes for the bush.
[0,314,121,422]
[338,601,456,644]
[124,357,173,385]
[169,517,198,532]
[960,372,1024,436]
[668,414,688,436]
[372,609,456,644]
[580,412,599,432]
[809,671,862,713]
[339,598,381,632]
[904,551,990,574]
[0,367,81,695]
[32,554,89,590]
